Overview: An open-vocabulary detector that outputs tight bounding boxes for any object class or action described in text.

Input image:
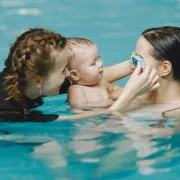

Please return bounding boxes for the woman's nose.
[64,68,70,77]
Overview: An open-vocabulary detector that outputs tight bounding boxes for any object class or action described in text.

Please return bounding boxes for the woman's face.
[135,36,158,69]
[41,50,70,96]
[136,35,174,82]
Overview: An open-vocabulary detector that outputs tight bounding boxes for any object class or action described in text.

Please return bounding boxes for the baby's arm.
[103,79,124,101]
[106,81,151,102]
[103,60,133,83]
[106,83,124,101]
[68,85,113,109]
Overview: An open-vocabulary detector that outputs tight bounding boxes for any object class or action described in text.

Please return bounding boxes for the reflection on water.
[28,113,179,180]
[0,108,180,179]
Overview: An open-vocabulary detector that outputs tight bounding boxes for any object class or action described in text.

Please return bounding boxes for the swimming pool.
[0,0,180,179]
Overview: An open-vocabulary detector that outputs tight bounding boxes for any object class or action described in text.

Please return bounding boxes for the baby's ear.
[69,70,80,82]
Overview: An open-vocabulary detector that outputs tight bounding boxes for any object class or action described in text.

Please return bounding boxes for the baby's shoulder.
[99,78,109,86]
[68,84,84,93]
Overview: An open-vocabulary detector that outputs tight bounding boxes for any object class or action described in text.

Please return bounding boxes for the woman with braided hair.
[0,28,159,121]
[0,28,70,120]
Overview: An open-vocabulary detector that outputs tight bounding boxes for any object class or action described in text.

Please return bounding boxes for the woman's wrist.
[109,89,136,111]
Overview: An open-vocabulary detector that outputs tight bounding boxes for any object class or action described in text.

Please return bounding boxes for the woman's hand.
[124,63,160,96]
[109,64,160,111]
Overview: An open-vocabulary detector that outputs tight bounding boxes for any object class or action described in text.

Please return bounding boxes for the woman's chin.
[43,90,59,96]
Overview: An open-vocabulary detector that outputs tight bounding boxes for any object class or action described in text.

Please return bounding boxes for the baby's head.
[66,38,103,86]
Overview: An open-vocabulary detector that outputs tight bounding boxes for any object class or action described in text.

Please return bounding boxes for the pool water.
[1,0,180,179]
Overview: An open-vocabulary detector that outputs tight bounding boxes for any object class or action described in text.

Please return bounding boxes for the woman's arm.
[56,65,159,121]
[103,60,133,83]
[56,109,110,121]
[109,64,160,111]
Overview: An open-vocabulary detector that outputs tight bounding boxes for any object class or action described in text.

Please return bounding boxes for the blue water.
[1,0,180,179]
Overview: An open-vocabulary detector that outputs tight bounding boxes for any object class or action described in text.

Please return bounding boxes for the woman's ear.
[69,70,80,82]
[25,71,43,89]
[30,75,43,90]
[157,61,172,77]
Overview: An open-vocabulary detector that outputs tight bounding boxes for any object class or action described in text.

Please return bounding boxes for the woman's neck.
[150,79,180,104]
[21,81,40,100]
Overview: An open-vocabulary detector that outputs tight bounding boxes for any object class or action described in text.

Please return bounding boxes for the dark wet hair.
[142,26,180,81]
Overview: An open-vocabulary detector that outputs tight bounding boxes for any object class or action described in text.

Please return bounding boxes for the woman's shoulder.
[129,102,180,118]
[0,70,44,120]
[162,104,180,118]
[0,95,44,121]
[59,78,71,94]
[0,92,23,121]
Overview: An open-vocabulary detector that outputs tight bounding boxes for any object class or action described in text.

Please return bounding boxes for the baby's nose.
[98,59,104,68]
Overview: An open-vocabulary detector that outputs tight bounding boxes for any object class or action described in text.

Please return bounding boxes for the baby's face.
[74,44,104,85]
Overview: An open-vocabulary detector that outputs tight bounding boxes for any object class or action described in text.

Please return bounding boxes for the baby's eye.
[91,60,96,66]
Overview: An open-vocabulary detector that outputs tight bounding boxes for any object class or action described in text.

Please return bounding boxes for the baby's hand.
[131,61,136,70]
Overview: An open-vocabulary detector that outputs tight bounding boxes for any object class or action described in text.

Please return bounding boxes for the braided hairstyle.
[3,28,66,103]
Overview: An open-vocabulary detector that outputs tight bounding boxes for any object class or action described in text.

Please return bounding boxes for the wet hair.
[66,37,94,70]
[3,28,66,102]
[142,26,180,81]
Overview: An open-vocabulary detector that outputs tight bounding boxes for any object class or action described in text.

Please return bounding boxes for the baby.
[66,38,121,109]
